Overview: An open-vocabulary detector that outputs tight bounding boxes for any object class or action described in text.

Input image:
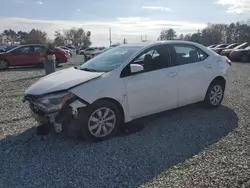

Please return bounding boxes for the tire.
[0,60,9,70]
[76,100,122,142]
[240,54,248,62]
[203,81,225,108]
[80,52,85,55]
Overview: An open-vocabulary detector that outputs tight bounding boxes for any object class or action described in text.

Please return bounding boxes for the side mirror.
[130,64,144,73]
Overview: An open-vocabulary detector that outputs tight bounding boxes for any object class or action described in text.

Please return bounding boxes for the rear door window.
[171,44,208,65]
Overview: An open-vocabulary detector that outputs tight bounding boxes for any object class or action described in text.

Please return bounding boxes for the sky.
[1,0,250,46]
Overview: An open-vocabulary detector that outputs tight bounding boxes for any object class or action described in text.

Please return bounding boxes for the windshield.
[4,45,19,52]
[80,46,142,72]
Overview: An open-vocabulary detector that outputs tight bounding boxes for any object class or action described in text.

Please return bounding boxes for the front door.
[170,44,213,106]
[8,46,34,66]
[122,44,179,119]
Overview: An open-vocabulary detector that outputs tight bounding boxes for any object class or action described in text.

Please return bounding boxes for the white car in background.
[59,46,76,57]
[78,47,99,59]
[24,41,232,142]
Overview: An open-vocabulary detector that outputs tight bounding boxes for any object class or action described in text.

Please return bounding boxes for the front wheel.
[0,60,9,70]
[77,100,122,141]
[203,82,224,108]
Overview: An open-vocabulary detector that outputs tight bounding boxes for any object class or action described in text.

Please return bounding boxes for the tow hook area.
[53,99,87,133]
[69,100,86,116]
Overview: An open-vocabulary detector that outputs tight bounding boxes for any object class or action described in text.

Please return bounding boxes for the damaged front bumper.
[23,93,88,133]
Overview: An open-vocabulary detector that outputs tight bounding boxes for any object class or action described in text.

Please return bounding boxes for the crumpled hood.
[25,67,104,95]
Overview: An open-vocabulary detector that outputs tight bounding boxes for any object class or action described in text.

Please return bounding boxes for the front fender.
[69,73,132,122]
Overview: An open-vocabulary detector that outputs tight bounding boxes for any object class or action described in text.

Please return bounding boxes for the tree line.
[0,27,92,48]
[159,21,250,46]
[1,21,250,48]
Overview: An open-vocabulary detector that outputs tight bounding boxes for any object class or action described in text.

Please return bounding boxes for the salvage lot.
[0,58,250,187]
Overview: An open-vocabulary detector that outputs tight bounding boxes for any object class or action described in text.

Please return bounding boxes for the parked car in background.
[210,44,229,54]
[229,45,250,62]
[56,47,71,59]
[24,41,232,141]
[59,46,76,57]
[79,47,99,56]
[221,42,250,57]
[212,43,240,55]
[207,44,218,49]
[0,44,68,70]
[89,47,113,59]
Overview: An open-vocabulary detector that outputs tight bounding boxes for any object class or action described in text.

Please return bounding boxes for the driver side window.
[121,45,171,77]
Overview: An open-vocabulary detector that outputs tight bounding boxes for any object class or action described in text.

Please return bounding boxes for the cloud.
[215,0,250,14]
[0,17,206,46]
[36,1,43,5]
[142,6,171,11]
[77,9,81,12]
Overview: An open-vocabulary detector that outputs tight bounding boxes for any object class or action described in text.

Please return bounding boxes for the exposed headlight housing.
[34,92,74,113]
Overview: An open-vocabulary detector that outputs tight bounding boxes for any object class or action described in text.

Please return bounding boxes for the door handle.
[205,64,212,69]
[168,72,177,77]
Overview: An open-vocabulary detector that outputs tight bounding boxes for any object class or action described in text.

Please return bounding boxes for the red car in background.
[0,44,68,70]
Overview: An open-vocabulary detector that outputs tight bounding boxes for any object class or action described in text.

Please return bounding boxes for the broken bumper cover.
[23,93,89,132]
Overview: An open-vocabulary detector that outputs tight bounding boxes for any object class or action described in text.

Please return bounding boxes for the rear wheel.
[240,54,248,62]
[76,100,122,142]
[0,60,9,70]
[204,81,224,108]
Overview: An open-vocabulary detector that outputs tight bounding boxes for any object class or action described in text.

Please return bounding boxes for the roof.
[119,40,205,48]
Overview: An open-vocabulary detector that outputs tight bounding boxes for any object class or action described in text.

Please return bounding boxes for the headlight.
[34,92,74,113]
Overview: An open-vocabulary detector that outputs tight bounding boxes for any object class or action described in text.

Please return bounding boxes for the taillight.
[226,59,232,66]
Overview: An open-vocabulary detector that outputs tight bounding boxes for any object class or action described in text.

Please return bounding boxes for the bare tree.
[63,28,91,48]
[25,29,48,44]
[53,30,65,46]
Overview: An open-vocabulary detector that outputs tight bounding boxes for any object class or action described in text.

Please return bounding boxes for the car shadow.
[0,104,238,188]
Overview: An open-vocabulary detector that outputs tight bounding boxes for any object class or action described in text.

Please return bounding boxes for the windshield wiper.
[80,68,99,72]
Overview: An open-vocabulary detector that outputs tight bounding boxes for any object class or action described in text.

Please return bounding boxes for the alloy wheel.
[88,107,116,138]
[209,85,223,106]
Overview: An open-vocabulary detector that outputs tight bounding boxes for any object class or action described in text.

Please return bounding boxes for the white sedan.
[23,41,232,141]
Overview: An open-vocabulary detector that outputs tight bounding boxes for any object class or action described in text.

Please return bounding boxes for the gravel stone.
[0,60,250,188]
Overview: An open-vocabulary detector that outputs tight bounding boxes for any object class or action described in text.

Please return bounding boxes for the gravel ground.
[0,60,250,188]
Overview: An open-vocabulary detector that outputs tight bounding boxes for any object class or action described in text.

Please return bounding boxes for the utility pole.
[141,35,147,42]
[109,28,112,47]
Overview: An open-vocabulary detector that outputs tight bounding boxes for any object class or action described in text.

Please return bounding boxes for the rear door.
[32,46,45,65]
[169,44,213,107]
